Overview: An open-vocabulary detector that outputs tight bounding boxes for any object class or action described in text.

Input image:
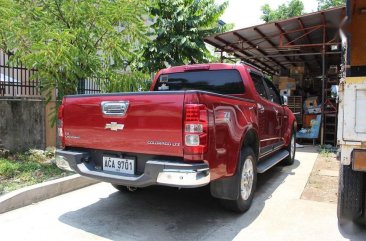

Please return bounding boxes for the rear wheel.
[112,184,138,193]
[220,147,257,213]
[337,164,365,225]
[282,129,296,165]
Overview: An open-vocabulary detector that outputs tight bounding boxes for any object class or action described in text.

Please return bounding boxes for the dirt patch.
[301,150,339,203]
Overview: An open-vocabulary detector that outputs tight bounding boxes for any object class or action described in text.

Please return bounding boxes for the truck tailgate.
[62,92,184,156]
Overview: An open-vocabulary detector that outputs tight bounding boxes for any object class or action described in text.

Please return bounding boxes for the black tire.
[337,164,365,225]
[282,128,296,165]
[220,147,257,213]
[112,184,138,193]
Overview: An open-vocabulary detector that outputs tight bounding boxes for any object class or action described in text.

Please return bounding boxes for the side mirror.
[281,95,288,106]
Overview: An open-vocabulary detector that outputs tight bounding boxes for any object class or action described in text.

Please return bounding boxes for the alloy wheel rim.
[291,134,295,159]
[240,158,254,200]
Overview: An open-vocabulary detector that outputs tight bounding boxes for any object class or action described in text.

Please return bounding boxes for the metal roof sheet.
[204,6,346,75]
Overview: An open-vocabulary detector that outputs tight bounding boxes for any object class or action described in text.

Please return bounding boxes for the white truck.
[337,0,366,225]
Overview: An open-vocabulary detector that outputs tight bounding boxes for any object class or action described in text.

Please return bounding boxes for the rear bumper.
[56,149,210,188]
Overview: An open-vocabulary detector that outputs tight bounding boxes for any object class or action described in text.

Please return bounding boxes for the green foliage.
[317,0,345,10]
[99,72,151,93]
[261,0,304,22]
[260,0,345,23]
[0,160,22,179]
[141,0,230,73]
[0,0,149,125]
[0,0,17,53]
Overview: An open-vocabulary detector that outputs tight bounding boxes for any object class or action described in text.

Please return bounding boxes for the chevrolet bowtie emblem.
[105,122,124,131]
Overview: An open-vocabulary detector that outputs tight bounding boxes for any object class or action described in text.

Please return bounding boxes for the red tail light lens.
[58,103,65,147]
[58,104,64,120]
[184,104,208,155]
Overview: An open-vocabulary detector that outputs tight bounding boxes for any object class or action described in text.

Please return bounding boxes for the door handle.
[273,107,279,115]
[257,103,265,113]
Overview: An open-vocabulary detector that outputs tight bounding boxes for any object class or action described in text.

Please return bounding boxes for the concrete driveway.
[0,146,364,241]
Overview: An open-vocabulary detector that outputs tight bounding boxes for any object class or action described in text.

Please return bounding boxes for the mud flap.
[210,174,241,200]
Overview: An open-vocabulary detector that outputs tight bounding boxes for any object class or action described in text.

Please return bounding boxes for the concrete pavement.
[0,146,364,241]
[0,174,98,214]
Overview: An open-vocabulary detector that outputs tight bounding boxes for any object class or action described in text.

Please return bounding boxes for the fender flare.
[210,128,259,200]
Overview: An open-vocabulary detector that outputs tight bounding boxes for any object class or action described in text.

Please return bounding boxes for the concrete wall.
[0,97,45,152]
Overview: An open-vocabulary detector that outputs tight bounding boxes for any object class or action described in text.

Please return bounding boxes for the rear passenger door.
[249,72,279,154]
[262,77,285,146]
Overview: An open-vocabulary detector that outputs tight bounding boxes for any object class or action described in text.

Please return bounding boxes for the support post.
[320,45,326,146]
[220,51,224,63]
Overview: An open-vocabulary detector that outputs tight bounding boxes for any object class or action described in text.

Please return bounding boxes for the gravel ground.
[301,150,339,203]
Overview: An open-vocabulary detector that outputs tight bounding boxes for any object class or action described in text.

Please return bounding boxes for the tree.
[141,0,230,73]
[99,71,151,93]
[317,0,345,10]
[261,0,304,23]
[0,0,149,123]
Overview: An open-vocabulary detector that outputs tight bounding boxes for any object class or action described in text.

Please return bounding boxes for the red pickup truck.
[56,63,296,212]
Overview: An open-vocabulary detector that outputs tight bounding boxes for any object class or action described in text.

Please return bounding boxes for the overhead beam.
[245,51,341,59]
[254,26,296,68]
[297,18,313,44]
[321,12,328,42]
[296,19,322,68]
[205,38,276,74]
[213,36,278,74]
[232,32,287,70]
[275,23,317,71]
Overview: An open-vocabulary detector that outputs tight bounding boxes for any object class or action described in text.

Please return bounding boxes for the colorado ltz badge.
[105,122,124,131]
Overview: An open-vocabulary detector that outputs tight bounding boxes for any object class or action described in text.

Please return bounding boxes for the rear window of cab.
[153,69,245,95]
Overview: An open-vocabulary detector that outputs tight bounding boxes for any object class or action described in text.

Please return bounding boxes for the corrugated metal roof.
[204,6,346,75]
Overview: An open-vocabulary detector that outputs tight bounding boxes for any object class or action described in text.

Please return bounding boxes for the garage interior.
[204,6,346,147]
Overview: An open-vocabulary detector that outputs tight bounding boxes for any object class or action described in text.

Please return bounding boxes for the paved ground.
[0,146,365,241]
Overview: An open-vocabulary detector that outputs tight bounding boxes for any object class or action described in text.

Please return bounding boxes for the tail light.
[184,104,208,155]
[58,102,65,148]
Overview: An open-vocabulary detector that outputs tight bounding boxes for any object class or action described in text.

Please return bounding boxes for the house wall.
[0,97,45,152]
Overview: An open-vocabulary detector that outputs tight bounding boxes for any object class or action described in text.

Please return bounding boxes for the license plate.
[102,156,135,175]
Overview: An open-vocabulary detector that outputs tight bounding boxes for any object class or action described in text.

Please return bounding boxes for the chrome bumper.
[56,149,210,188]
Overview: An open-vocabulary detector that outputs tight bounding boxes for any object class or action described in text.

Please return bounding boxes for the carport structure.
[204,7,345,75]
[204,6,346,145]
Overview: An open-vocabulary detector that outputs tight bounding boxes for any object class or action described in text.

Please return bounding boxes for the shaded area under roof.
[204,6,346,75]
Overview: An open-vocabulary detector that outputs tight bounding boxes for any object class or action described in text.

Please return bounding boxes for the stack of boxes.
[275,66,305,97]
[279,77,296,96]
[290,66,304,90]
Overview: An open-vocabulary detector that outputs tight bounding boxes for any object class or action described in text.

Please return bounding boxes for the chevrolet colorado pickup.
[56,63,296,212]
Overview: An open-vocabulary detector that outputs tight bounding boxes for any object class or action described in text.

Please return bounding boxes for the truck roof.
[157,63,261,75]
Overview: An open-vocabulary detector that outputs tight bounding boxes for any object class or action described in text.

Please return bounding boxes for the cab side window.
[250,72,267,99]
[263,77,281,105]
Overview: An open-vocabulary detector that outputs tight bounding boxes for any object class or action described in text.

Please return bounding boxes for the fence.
[77,78,102,94]
[0,51,40,97]
[0,51,102,97]
[0,51,152,97]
